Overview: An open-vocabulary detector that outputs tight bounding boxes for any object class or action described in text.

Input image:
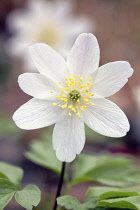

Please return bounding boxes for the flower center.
[51,74,95,117]
[69,89,81,101]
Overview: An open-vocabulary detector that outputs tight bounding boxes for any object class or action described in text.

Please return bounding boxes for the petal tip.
[56,150,76,163]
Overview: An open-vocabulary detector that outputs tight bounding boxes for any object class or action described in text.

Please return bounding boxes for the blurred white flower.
[13,33,133,162]
[6,0,92,71]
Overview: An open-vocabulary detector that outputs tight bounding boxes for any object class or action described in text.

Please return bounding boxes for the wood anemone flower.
[13,33,133,162]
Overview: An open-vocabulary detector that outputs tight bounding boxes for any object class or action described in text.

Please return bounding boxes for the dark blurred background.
[0,0,140,209]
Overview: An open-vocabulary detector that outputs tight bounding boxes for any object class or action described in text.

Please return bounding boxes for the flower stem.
[53,162,66,210]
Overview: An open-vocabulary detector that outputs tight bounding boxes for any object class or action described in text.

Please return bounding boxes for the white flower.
[13,33,133,162]
[6,0,92,71]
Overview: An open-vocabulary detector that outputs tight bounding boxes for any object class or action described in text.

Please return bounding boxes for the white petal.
[13,98,62,130]
[18,73,59,100]
[29,43,66,81]
[53,110,85,162]
[67,33,100,78]
[91,61,133,97]
[83,98,130,137]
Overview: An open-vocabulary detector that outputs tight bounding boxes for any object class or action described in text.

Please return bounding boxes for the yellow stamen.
[77,99,80,104]
[84,98,89,103]
[52,74,95,117]
[76,113,81,117]
[61,104,67,109]
[88,78,92,81]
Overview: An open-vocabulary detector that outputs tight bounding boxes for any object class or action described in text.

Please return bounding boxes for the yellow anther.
[76,81,79,84]
[56,96,61,99]
[85,88,89,92]
[68,105,72,109]
[76,113,81,117]
[70,77,74,81]
[58,81,62,84]
[84,98,89,103]
[72,108,76,112]
[72,74,76,77]
[88,78,92,81]
[61,104,67,109]
[87,82,91,85]
[52,103,57,106]
[68,113,72,116]
[62,95,66,98]
[87,96,92,99]
[80,106,85,111]
[50,90,54,93]
[83,105,87,108]
[66,77,69,80]
[79,85,83,89]
[61,90,65,93]
[91,103,95,106]
[78,75,81,78]
[77,99,80,104]
[66,81,69,85]
[59,87,63,90]
[64,99,68,103]
[80,77,83,82]
[65,87,70,91]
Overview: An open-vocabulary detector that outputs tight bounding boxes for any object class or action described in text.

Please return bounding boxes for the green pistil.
[69,89,81,101]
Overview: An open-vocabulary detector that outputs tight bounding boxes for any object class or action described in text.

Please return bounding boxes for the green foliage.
[0,113,21,138]
[0,161,41,210]
[15,184,41,210]
[86,186,140,201]
[25,133,62,174]
[58,186,140,210]
[72,153,140,187]
[98,196,140,209]
[0,162,23,187]
[57,195,98,210]
[86,186,140,209]
[0,179,17,210]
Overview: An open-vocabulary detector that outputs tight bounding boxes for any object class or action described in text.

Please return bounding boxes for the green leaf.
[74,153,130,178]
[86,186,119,200]
[122,187,140,194]
[15,184,41,210]
[57,195,97,210]
[0,172,9,179]
[0,162,23,187]
[73,154,140,186]
[0,179,18,210]
[86,186,140,201]
[25,137,62,174]
[98,196,140,209]
[99,191,138,200]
